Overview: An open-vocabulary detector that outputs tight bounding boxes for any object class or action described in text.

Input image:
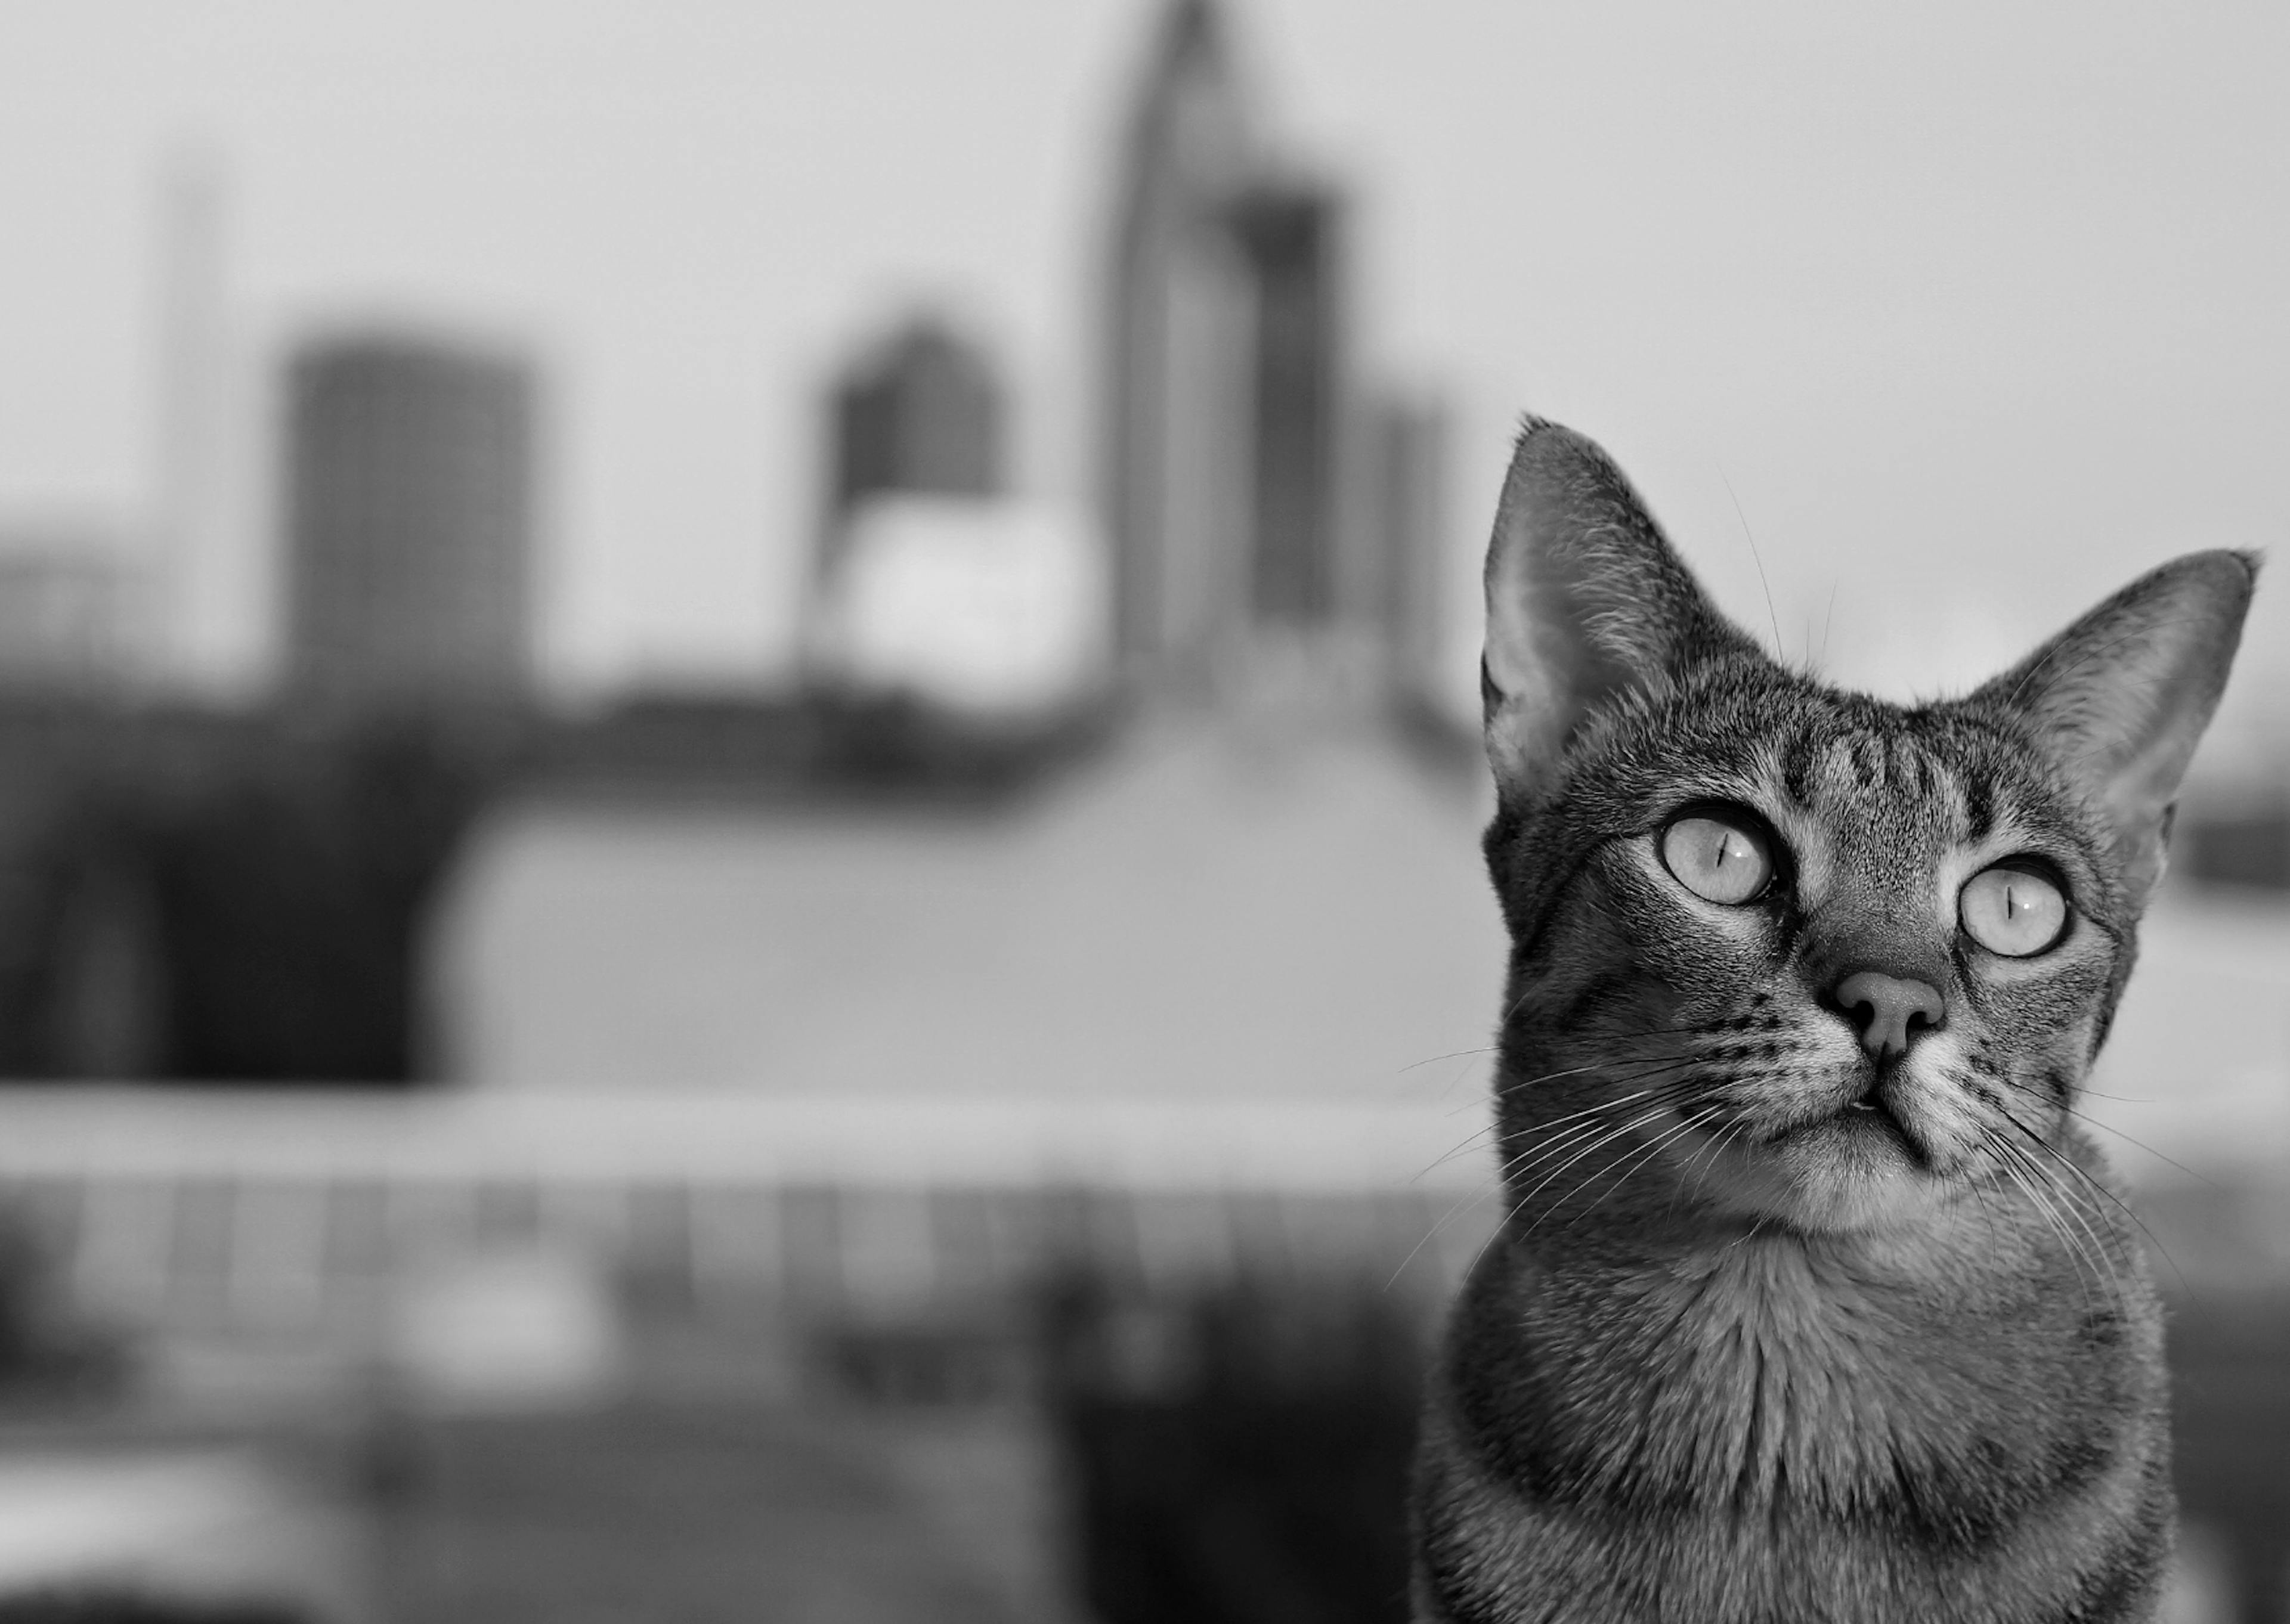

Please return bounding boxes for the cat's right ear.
[1483,419,1755,798]
[1969,549,2257,903]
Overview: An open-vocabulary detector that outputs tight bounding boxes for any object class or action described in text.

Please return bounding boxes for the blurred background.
[0,0,2284,1619]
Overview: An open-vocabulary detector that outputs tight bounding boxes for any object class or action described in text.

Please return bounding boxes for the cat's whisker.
[1433,1019,1713,1075]
[1488,1107,1654,1189]
[1953,1151,1998,1259]
[1384,1102,1657,1290]
[1387,1178,1502,1293]
[1986,1132,2094,1280]
[2020,1147,2126,1316]
[1991,1071,2204,1296]
[1397,1045,1495,1076]
[1496,1064,1707,1143]
[2003,1111,2196,1307]
[1417,1121,1500,1176]
[1397,1080,1702,1285]
[1717,466,1786,662]
[1477,1070,1707,1182]
[1406,981,1629,1100]
[1456,1096,1694,1290]
[1490,1076,1708,1184]
[1494,1112,1670,1200]
[1508,1101,1697,1237]
[1674,1111,1751,1220]
[1998,1116,2118,1252]
[1497,1037,1713,1081]
[2058,1104,2223,1194]
[1991,1132,2120,1319]
[1619,1106,1726,1202]
[1410,1058,1707,1188]
[1557,1107,1720,1235]
[1957,1124,2007,1269]
[1413,1042,1704,1129]
[1491,1049,1703,1106]
[1980,1133,2103,1318]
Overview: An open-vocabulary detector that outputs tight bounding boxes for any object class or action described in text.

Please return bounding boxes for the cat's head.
[1481,419,2256,1235]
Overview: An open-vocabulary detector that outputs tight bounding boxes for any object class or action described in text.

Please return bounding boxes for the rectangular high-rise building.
[284,334,534,702]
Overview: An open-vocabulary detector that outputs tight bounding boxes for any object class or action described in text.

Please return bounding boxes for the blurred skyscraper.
[1102,0,1258,689]
[283,334,536,703]
[1103,1,1452,712]
[1232,181,1343,629]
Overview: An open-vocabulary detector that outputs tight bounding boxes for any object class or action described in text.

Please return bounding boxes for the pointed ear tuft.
[1970,549,2258,901]
[1482,418,1757,798]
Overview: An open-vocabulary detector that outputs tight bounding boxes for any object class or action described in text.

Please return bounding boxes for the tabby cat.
[1410,419,2257,1623]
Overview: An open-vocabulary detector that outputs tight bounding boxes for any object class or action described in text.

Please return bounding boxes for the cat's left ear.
[1971,550,2258,900]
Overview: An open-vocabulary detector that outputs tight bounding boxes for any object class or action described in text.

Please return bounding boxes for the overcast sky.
[2,1,2284,740]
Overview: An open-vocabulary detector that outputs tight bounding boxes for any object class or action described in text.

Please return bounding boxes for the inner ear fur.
[1481,417,1757,799]
[1970,549,2258,901]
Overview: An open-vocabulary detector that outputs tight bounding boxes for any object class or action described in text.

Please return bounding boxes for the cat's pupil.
[1660,814,1773,905]
[1959,863,2068,956]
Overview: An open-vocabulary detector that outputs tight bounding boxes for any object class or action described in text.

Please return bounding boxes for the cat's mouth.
[1827,1089,1929,1165]
[1749,1080,1934,1176]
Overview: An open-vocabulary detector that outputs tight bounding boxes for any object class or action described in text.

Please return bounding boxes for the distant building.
[1361,395,1464,724]
[815,315,1007,610]
[1232,181,1344,629]
[809,317,1103,714]
[1101,0,1259,687]
[1103,2,1444,712]
[828,319,1003,520]
[284,334,534,703]
[0,532,136,692]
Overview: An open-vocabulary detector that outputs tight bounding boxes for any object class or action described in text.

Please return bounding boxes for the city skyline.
[0,0,2285,733]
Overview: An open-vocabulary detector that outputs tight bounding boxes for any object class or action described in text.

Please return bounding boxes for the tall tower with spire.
[1101,0,1459,721]
[1100,0,1258,692]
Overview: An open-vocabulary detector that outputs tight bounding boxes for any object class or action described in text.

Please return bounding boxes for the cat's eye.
[1658,812,1775,906]
[1958,864,2069,957]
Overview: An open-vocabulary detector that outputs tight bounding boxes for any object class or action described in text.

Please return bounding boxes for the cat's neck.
[1442,1214,2160,1570]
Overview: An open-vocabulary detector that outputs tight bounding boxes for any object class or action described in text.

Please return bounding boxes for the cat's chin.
[1694,1108,1952,1235]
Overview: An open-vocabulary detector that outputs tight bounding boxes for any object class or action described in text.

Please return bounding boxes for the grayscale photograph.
[0,2,2283,1620]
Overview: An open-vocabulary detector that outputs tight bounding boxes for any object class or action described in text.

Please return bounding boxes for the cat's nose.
[1832,971,1946,1062]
